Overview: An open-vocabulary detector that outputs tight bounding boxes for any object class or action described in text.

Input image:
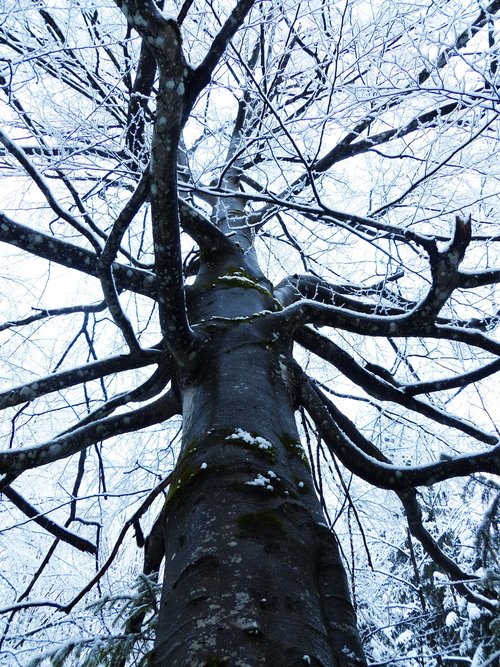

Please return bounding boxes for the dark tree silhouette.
[0,1,499,665]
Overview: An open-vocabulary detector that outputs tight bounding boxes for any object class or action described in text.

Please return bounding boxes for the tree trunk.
[150,247,367,666]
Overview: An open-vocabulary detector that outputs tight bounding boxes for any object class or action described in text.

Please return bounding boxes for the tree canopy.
[0,1,499,665]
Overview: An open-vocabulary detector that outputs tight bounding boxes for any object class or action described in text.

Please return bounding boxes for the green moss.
[237,509,286,537]
[224,266,257,279]
[164,469,191,507]
[197,266,280,307]
[163,438,202,507]
[180,437,199,459]
[222,269,283,310]
[220,277,269,296]
[280,433,311,471]
[203,657,228,666]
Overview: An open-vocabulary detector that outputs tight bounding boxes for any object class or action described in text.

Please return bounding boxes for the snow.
[225,428,273,450]
[218,274,256,286]
[467,603,482,620]
[245,474,274,491]
[396,629,413,645]
[445,611,459,627]
[200,462,207,470]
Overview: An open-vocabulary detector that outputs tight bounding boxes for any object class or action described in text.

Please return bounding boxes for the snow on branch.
[63,472,172,613]
[407,215,471,324]
[113,0,197,360]
[304,379,498,612]
[179,199,235,252]
[60,363,173,435]
[0,213,157,298]
[1,486,97,555]
[0,390,179,475]
[294,326,497,445]
[0,473,172,617]
[0,301,106,333]
[0,349,164,411]
[273,297,500,354]
[402,358,500,396]
[183,0,258,120]
[299,378,500,491]
[457,268,500,289]
[0,128,102,253]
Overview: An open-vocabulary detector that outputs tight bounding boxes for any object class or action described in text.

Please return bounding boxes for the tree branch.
[402,358,500,396]
[294,327,497,445]
[0,349,163,411]
[184,0,257,120]
[113,0,197,359]
[179,200,235,252]
[61,363,172,434]
[0,212,156,298]
[0,301,106,333]
[63,472,172,612]
[298,378,500,490]
[0,128,101,252]
[304,380,497,611]
[0,390,180,474]
[272,296,500,354]
[1,486,97,554]
[458,268,500,289]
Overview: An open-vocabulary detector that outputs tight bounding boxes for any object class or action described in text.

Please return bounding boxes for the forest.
[0,1,499,665]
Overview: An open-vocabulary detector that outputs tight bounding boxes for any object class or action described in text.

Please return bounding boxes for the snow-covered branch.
[0,213,156,298]
[299,378,500,490]
[295,326,497,445]
[2,486,97,555]
[0,390,179,475]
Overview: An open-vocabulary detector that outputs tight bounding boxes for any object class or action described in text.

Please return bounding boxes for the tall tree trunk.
[151,247,367,666]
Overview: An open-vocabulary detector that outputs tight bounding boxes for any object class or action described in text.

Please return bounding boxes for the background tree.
[0,0,499,665]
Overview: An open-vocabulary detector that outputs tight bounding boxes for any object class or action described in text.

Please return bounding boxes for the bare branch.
[458,268,500,289]
[100,170,150,267]
[179,200,235,252]
[396,214,472,324]
[0,212,157,298]
[0,128,101,252]
[63,472,172,613]
[0,390,180,475]
[0,301,106,333]
[299,378,500,490]
[306,383,497,611]
[113,1,197,358]
[403,358,500,396]
[0,350,163,411]
[61,363,172,433]
[294,326,497,445]
[184,0,258,119]
[273,297,500,355]
[1,486,96,555]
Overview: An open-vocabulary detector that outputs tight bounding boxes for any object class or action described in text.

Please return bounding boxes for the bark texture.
[150,247,366,666]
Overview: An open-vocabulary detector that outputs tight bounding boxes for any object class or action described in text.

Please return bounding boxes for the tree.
[0,0,499,665]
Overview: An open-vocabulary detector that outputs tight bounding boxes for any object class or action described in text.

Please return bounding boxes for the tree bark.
[150,247,366,666]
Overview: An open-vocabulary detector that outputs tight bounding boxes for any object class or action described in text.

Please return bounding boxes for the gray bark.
[151,246,366,666]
